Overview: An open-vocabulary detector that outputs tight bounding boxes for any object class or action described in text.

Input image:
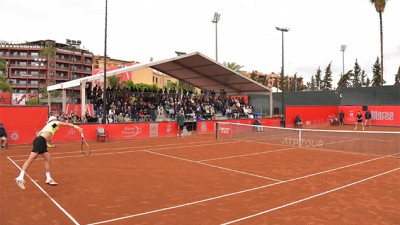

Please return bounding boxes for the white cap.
[48,116,57,123]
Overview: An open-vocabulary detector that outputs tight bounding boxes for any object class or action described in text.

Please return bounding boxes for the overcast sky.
[2,0,399,86]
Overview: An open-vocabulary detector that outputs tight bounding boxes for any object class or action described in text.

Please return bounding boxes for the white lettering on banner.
[121,125,142,137]
[371,111,394,121]
[219,127,231,135]
[282,137,324,148]
[68,128,77,136]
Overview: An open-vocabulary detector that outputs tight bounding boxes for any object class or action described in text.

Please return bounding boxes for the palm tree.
[369,0,388,85]
[0,59,12,92]
[40,43,56,85]
[223,62,245,73]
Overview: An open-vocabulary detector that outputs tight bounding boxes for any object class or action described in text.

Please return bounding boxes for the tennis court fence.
[216,122,400,156]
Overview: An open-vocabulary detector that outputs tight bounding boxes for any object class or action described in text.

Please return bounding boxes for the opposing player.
[15,116,83,189]
[354,111,364,131]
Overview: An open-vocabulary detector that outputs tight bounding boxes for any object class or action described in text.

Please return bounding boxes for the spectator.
[364,109,372,127]
[253,118,263,132]
[339,110,345,126]
[177,110,185,138]
[0,123,8,150]
[196,114,205,121]
[294,114,303,128]
[354,111,364,131]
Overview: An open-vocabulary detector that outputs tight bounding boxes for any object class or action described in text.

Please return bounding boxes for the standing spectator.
[364,109,372,127]
[339,110,345,126]
[0,123,8,150]
[177,110,185,138]
[354,111,364,130]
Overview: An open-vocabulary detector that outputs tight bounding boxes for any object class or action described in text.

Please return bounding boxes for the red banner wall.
[0,106,48,145]
[339,105,400,126]
[45,122,179,143]
[196,118,281,135]
[286,106,339,127]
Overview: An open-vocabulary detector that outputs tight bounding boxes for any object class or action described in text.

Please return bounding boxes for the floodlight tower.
[340,45,346,76]
[276,26,289,127]
[212,12,221,62]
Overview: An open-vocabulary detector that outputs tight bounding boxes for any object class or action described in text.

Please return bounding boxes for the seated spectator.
[294,114,303,128]
[124,114,132,123]
[0,122,8,150]
[196,114,204,121]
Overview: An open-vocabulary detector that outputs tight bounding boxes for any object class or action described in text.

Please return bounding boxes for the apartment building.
[0,40,93,100]
[93,55,178,89]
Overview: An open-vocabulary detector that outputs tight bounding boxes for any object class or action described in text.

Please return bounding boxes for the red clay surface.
[0,125,399,225]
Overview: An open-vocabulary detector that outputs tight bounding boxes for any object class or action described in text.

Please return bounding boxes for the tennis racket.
[80,132,91,156]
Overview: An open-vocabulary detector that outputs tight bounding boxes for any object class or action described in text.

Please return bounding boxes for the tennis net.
[216,122,400,156]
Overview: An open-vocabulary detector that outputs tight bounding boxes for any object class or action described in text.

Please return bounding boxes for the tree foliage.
[322,63,333,90]
[371,57,385,86]
[314,67,322,91]
[395,66,400,85]
[353,59,362,87]
[223,62,245,73]
[337,70,353,90]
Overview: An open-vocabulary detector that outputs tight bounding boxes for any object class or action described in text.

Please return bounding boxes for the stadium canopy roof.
[47,52,271,95]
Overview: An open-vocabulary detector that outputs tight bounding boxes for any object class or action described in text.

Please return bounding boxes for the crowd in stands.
[57,85,258,124]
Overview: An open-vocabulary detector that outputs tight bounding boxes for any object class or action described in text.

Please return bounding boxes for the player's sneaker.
[45,179,58,186]
[15,178,26,190]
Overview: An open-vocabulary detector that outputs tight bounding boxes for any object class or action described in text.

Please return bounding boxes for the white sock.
[18,171,25,180]
[45,172,52,181]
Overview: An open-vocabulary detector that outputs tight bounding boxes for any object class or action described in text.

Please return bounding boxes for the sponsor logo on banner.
[150,123,158,137]
[12,93,27,105]
[10,131,19,141]
[201,123,207,132]
[166,123,172,133]
[371,111,394,121]
[121,125,142,137]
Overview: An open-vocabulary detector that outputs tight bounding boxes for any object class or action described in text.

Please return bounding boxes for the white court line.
[198,147,296,162]
[220,167,400,225]
[11,140,240,162]
[7,157,80,225]
[9,139,230,159]
[86,152,398,225]
[145,150,282,182]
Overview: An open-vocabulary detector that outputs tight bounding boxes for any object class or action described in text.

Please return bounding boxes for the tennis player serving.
[15,116,83,190]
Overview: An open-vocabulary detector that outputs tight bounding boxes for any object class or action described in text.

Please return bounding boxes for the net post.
[216,122,219,139]
[298,129,302,147]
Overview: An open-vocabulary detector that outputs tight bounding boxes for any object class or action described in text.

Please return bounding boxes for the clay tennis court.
[1,125,399,225]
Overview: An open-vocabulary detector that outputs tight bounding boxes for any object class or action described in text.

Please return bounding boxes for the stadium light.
[276,26,289,128]
[340,45,346,76]
[34,58,46,103]
[212,12,221,62]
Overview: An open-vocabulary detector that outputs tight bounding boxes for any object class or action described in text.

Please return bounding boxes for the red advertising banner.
[286,106,339,127]
[0,106,48,145]
[0,93,11,105]
[51,122,179,143]
[197,118,280,135]
[339,105,400,126]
